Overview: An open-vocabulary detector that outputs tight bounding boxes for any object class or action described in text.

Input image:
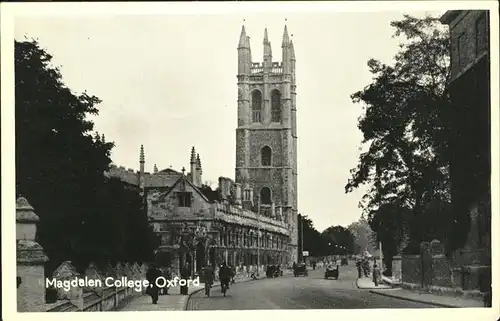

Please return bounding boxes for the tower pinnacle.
[190,146,196,163]
[282,25,290,47]
[196,153,202,175]
[140,145,145,163]
[263,28,272,58]
[238,25,250,48]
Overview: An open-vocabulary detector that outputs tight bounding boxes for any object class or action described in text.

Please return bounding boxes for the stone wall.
[15,197,148,312]
[401,240,486,298]
[444,10,489,81]
[46,261,148,312]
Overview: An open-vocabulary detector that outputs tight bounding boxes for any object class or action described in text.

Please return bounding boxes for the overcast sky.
[14,6,445,232]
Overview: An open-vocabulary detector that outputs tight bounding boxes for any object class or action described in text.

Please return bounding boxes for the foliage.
[368,203,407,273]
[199,184,222,203]
[321,225,356,255]
[15,39,158,273]
[345,15,457,254]
[298,214,327,257]
[347,216,376,255]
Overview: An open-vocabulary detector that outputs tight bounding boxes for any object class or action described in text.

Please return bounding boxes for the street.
[187,265,438,310]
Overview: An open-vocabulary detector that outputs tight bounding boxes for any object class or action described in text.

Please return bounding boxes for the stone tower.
[235,25,298,264]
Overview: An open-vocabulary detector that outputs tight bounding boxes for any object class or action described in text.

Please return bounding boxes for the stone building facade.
[235,25,299,264]
[105,24,299,275]
[440,10,491,292]
[106,145,290,276]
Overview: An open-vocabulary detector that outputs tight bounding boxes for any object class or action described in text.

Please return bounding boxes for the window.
[271,90,281,122]
[252,90,262,123]
[260,187,272,205]
[244,189,251,201]
[476,13,487,55]
[261,146,272,166]
[177,192,192,207]
[457,33,467,70]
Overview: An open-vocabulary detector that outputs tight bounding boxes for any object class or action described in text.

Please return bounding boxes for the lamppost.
[300,213,304,263]
[257,199,261,275]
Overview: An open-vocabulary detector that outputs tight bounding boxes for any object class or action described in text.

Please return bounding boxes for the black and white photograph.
[1,1,498,319]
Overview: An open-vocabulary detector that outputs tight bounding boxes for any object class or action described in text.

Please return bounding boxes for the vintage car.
[324,264,339,279]
[266,265,283,278]
[293,263,308,277]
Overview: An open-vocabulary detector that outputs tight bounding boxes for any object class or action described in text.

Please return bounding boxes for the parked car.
[293,262,308,277]
[325,264,339,279]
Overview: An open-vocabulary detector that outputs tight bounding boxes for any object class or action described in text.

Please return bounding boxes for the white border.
[1,2,498,321]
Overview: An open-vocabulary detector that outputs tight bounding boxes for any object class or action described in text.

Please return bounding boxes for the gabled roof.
[158,174,210,203]
[158,168,180,174]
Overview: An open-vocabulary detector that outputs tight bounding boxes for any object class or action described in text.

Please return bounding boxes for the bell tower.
[235,24,298,264]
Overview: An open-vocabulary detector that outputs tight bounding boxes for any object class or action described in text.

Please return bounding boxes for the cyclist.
[218,261,232,294]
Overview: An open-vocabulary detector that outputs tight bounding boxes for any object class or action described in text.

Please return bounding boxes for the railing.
[251,67,263,74]
[214,203,288,234]
[271,66,283,74]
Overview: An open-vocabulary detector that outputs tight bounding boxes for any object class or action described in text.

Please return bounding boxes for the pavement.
[368,287,484,308]
[186,265,439,310]
[356,277,392,289]
[118,272,268,311]
[355,274,484,308]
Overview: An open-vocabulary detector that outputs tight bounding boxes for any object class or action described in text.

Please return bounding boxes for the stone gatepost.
[16,197,49,312]
[52,261,84,310]
[84,262,106,294]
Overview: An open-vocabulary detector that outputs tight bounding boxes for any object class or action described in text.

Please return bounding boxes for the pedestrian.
[356,259,362,278]
[146,263,161,304]
[202,264,215,296]
[373,264,381,287]
[162,266,172,295]
[180,261,191,295]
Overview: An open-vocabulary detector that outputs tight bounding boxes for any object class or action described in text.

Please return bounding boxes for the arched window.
[260,187,272,205]
[271,90,281,123]
[252,90,262,123]
[261,146,272,166]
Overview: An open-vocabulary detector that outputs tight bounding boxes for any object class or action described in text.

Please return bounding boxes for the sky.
[13,5,444,232]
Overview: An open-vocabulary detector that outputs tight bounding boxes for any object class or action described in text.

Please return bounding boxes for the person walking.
[202,264,215,297]
[162,266,172,295]
[146,263,161,304]
[373,264,381,287]
[180,261,191,295]
[356,258,362,278]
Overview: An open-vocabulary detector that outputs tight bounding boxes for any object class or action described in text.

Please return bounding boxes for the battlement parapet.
[250,61,283,75]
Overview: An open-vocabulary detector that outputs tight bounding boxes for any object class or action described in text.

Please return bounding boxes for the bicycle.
[204,282,211,297]
[220,279,229,297]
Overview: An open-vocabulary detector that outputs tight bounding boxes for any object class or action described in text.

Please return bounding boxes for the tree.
[321,225,355,255]
[368,203,408,275]
[345,15,455,254]
[347,216,376,255]
[15,38,158,273]
[298,214,329,257]
[93,178,160,268]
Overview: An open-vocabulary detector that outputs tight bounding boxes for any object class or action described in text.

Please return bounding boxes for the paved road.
[187,265,438,310]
